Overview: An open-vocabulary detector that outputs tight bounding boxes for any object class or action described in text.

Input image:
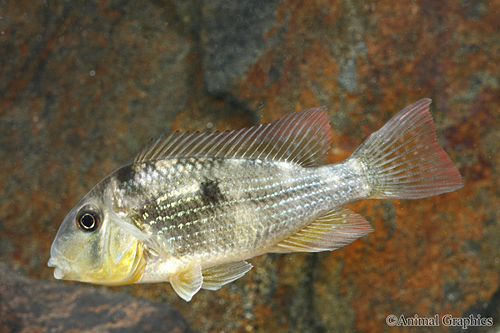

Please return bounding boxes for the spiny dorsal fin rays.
[134,107,332,166]
[259,107,331,165]
[163,131,200,159]
[200,131,230,157]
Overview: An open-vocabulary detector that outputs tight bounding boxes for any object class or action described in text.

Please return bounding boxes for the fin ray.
[170,262,203,302]
[105,191,167,259]
[201,261,253,291]
[269,209,373,253]
[351,98,463,199]
[134,107,332,166]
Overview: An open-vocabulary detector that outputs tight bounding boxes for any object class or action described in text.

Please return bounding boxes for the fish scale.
[48,99,463,301]
[109,156,368,262]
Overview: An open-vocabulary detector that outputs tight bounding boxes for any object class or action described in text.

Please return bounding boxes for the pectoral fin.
[201,261,253,291]
[170,262,203,302]
[269,208,373,253]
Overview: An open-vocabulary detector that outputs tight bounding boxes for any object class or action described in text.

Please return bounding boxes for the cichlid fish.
[48,99,463,301]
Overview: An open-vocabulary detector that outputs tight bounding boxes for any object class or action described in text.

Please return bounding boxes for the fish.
[48,98,463,301]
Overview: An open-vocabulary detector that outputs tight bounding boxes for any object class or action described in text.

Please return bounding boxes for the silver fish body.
[48,99,463,301]
[110,157,367,264]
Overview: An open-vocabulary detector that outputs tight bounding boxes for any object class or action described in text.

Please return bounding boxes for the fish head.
[48,186,145,286]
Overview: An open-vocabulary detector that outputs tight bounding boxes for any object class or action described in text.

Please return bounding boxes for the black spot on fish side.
[200,179,224,205]
[115,165,135,184]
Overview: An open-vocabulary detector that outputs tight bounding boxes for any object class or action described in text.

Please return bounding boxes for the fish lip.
[47,256,59,268]
[53,266,66,279]
[47,257,69,279]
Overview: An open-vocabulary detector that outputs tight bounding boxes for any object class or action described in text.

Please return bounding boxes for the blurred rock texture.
[0,264,192,332]
[1,0,499,332]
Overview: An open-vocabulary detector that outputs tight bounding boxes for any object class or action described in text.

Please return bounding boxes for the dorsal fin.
[134,107,332,166]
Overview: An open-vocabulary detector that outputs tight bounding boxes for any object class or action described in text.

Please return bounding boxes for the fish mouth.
[47,257,68,279]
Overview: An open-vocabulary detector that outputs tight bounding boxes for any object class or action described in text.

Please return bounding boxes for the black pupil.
[81,214,95,229]
[76,206,102,232]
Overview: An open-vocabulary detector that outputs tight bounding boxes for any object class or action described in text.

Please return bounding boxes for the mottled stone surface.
[1,0,499,332]
[200,0,283,96]
[0,264,191,332]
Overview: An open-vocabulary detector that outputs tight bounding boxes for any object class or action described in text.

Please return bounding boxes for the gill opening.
[100,241,146,286]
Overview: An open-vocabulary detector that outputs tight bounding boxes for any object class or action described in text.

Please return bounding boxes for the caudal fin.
[351,98,463,199]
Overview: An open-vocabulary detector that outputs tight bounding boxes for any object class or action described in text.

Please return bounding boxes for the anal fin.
[269,208,373,253]
[201,261,253,291]
[170,262,203,302]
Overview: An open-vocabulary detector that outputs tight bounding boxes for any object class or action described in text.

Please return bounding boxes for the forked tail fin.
[351,98,463,199]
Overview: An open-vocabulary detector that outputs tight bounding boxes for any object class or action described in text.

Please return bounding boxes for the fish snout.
[47,257,68,279]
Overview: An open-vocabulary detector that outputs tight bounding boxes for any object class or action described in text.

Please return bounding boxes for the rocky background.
[1,0,499,332]
[0,263,191,332]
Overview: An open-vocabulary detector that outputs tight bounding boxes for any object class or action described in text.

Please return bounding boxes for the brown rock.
[1,0,500,331]
[0,264,192,332]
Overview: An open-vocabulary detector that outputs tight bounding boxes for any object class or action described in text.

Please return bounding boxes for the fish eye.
[76,206,102,232]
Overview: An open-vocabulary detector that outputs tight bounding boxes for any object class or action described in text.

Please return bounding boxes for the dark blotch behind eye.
[77,208,101,232]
